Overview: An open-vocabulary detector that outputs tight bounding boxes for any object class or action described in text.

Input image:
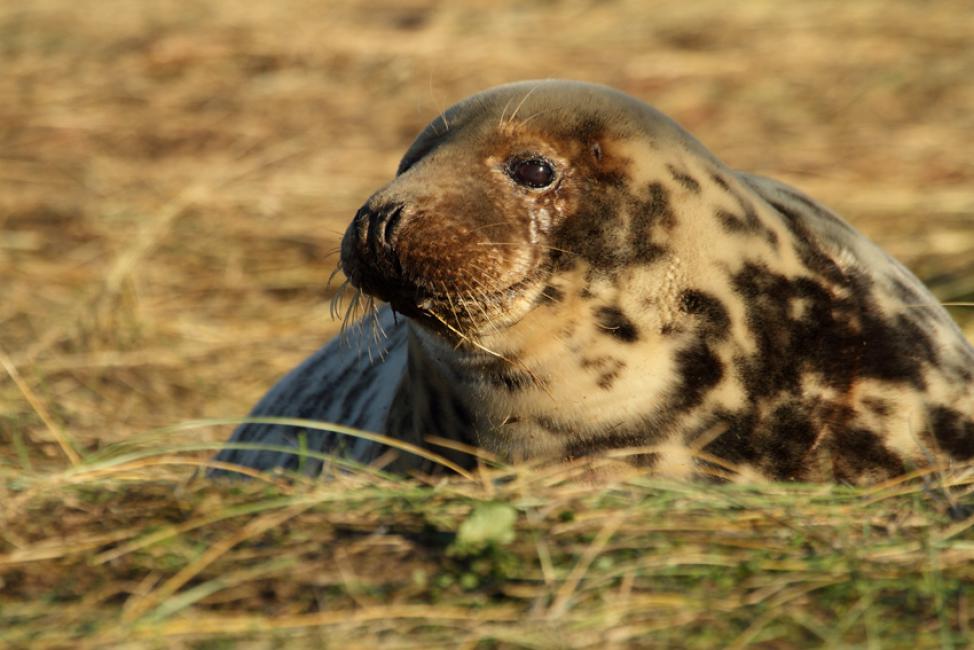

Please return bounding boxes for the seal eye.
[509,157,555,189]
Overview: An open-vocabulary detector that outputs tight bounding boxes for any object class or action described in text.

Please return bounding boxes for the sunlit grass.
[2,429,973,646]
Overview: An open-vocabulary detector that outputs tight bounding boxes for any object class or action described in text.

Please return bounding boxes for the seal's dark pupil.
[512,159,554,188]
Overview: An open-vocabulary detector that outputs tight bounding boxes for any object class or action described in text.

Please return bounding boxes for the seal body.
[214,80,974,483]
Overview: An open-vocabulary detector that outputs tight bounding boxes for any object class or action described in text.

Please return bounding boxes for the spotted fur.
[213,80,974,483]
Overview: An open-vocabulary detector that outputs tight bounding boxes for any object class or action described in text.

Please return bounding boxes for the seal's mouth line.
[350,268,542,312]
[365,270,544,340]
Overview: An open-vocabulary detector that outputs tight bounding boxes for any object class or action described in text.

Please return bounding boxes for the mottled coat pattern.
[214,80,974,483]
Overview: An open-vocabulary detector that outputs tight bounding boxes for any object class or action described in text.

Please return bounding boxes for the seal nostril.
[357,202,408,281]
[366,207,383,260]
[363,203,406,250]
[352,205,371,235]
[383,205,405,245]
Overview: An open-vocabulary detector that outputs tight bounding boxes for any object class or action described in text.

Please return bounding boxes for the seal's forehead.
[397,80,712,175]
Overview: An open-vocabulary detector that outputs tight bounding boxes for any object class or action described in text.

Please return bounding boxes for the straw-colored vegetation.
[2,1,973,647]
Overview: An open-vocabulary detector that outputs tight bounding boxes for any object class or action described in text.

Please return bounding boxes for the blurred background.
[2,0,972,469]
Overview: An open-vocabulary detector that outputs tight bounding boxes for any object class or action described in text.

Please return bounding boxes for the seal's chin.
[356,272,546,340]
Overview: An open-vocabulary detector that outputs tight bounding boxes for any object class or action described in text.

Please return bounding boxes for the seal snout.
[362,201,407,280]
[340,199,420,308]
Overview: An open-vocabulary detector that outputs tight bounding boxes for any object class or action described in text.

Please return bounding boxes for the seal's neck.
[385,321,560,469]
[382,325,487,471]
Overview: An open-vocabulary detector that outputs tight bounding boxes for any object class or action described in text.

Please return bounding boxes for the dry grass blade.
[135,604,523,639]
[168,416,477,479]
[0,344,81,466]
[121,502,312,622]
[547,513,624,619]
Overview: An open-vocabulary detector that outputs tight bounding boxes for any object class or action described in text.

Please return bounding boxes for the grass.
[2,438,974,647]
[2,0,974,647]
[4,436,974,648]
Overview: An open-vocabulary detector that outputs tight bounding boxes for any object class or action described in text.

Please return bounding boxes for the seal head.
[340,80,710,337]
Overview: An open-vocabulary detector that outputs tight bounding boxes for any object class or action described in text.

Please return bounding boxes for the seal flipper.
[208,308,408,477]
[209,342,339,477]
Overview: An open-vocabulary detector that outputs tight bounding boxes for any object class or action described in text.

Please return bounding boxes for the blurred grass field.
[2,0,974,647]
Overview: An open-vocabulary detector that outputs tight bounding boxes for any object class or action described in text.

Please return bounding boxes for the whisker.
[327,263,346,288]
[462,280,495,327]
[497,94,516,128]
[329,278,350,321]
[468,221,515,234]
[427,72,450,134]
[365,296,386,363]
[517,107,553,128]
[474,241,579,257]
[440,281,466,331]
[424,308,513,363]
[343,287,363,336]
[507,84,541,124]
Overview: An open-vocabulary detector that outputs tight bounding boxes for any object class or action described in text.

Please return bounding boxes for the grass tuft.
[2,436,973,646]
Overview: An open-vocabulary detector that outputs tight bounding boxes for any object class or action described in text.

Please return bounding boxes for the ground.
[1,1,973,647]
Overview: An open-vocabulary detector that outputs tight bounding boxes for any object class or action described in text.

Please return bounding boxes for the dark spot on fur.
[622,182,676,264]
[679,289,731,339]
[631,240,667,265]
[715,190,778,247]
[701,410,760,466]
[764,402,817,480]
[716,208,747,231]
[552,116,628,187]
[660,322,680,336]
[732,263,852,398]
[731,259,934,403]
[554,186,631,270]
[671,339,724,411]
[768,201,847,285]
[931,406,974,460]
[461,356,543,393]
[829,427,905,483]
[667,164,701,193]
[549,249,577,273]
[637,182,678,230]
[495,371,533,391]
[540,284,564,304]
[862,397,892,417]
[710,171,730,191]
[554,176,670,271]
[594,306,639,342]
[581,356,626,390]
[858,310,935,387]
[778,187,858,234]
[571,117,610,144]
